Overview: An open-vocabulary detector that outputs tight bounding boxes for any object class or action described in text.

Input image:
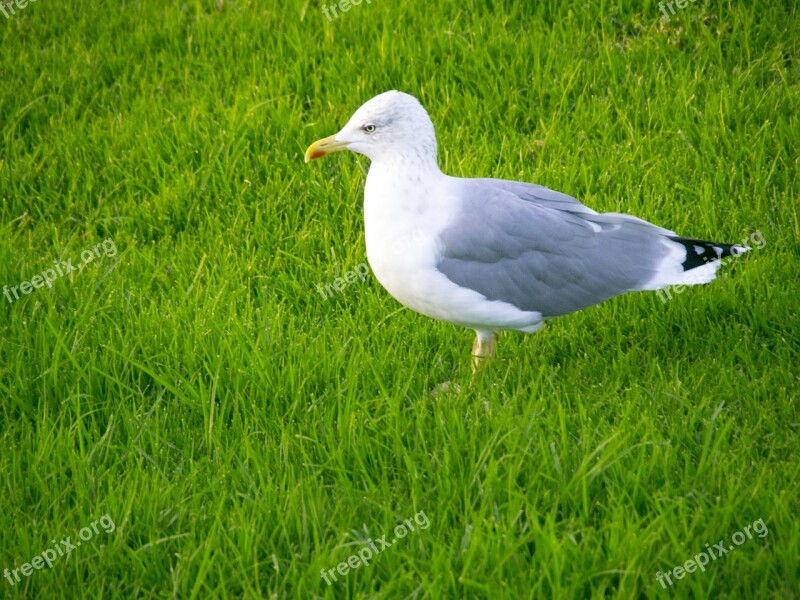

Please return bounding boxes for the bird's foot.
[430,333,497,397]
[429,380,462,399]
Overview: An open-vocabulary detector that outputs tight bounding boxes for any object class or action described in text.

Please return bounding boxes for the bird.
[304,91,749,373]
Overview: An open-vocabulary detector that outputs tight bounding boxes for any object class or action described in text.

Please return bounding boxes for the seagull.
[305,91,749,372]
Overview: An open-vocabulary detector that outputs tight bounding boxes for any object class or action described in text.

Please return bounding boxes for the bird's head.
[305,90,438,168]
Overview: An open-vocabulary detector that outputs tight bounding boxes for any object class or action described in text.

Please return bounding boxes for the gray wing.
[436,179,674,317]
[472,178,599,214]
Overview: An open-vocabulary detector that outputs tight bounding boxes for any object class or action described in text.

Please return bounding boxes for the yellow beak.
[304,134,349,163]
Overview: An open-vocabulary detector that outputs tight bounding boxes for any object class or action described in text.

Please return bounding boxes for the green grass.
[1,0,798,597]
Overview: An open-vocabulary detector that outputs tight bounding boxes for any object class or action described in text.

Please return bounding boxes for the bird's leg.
[471,332,497,375]
[431,333,496,396]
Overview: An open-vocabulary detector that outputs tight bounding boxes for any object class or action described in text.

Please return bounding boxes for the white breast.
[363,164,453,314]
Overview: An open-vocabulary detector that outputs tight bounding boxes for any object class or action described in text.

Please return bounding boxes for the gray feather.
[436,180,675,317]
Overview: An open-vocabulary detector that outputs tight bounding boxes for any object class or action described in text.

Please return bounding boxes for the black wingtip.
[668,236,749,271]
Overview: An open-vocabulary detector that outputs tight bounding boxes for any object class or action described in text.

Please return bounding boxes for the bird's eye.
[362,124,376,133]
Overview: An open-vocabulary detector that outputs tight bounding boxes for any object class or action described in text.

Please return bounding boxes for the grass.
[0,0,798,597]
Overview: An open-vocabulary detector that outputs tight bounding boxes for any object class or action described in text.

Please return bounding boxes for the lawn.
[0,0,798,598]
